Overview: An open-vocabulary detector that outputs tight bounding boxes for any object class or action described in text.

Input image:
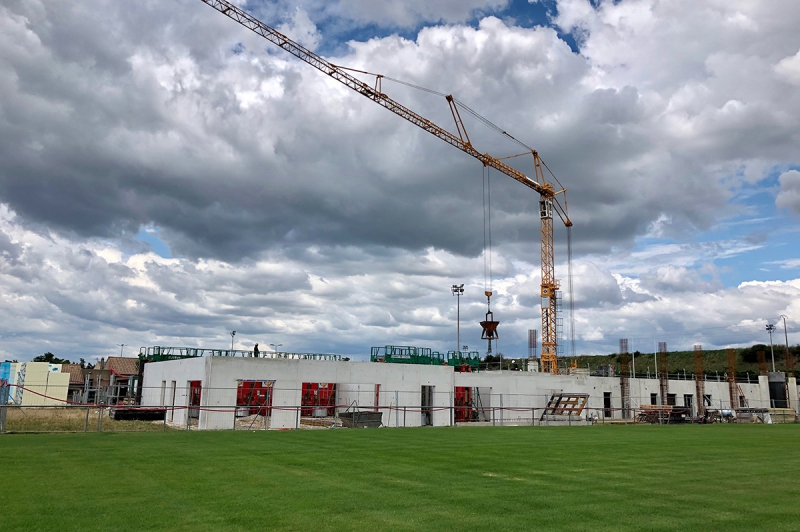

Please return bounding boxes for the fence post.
[531,408,535,427]
[403,406,406,428]
[84,406,90,433]
[499,394,503,427]
[96,407,103,432]
[450,391,454,427]
[0,383,8,433]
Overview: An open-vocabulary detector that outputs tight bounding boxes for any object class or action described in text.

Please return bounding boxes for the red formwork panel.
[454,386,473,422]
[302,382,337,416]
[189,381,202,406]
[237,380,274,416]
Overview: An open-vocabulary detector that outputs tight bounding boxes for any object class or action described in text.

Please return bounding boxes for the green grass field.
[1,425,798,531]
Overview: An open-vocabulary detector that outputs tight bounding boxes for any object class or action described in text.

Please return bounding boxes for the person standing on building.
[253,343,260,358]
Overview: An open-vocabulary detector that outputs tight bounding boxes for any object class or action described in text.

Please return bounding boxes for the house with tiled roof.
[103,357,140,378]
[95,357,139,404]
[61,363,85,402]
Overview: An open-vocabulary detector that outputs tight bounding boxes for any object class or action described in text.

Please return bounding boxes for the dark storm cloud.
[0,0,685,264]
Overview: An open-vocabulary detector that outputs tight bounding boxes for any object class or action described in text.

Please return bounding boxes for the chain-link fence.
[1,382,796,433]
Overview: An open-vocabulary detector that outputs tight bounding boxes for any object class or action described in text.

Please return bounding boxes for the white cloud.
[776,170,800,214]
[277,8,321,51]
[2,0,800,361]
[334,0,510,27]
[768,258,800,270]
[775,48,800,85]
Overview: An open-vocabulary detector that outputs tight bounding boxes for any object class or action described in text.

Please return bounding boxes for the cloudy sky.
[2,0,799,363]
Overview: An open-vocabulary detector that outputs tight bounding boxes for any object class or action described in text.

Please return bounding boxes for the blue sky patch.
[135,226,172,258]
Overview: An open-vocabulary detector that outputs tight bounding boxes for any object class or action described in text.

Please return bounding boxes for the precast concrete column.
[757,375,771,408]
[788,377,798,414]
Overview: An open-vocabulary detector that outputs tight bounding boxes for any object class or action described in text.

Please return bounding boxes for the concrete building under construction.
[139,346,799,430]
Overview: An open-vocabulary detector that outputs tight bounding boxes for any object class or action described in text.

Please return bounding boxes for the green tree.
[32,352,71,365]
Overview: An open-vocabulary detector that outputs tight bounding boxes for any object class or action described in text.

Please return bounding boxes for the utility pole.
[766,324,776,372]
[117,344,126,357]
[451,284,464,354]
[230,331,236,353]
[781,315,790,365]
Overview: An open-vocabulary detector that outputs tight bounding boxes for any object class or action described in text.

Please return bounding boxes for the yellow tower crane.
[198,0,573,373]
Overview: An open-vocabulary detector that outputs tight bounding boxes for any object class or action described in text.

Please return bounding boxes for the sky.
[1,0,800,363]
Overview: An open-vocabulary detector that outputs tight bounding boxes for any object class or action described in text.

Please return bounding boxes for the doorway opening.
[603,392,612,418]
[188,380,202,422]
[421,386,434,426]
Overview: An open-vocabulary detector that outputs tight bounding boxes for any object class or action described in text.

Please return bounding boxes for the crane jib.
[201,0,548,196]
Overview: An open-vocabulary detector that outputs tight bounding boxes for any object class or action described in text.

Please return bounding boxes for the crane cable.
[567,226,576,359]
[336,67,535,155]
[483,165,493,306]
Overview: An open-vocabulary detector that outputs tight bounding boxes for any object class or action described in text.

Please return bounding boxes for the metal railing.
[139,346,342,361]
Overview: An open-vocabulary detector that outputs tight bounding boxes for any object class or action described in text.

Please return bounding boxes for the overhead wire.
[382,75,448,97]
[451,98,534,152]
[377,75,536,155]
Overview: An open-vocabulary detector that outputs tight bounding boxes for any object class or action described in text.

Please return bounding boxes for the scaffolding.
[694,345,705,418]
[658,342,668,407]
[727,348,737,410]
[619,339,630,419]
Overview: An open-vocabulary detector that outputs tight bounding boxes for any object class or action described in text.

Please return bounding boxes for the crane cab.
[539,198,553,219]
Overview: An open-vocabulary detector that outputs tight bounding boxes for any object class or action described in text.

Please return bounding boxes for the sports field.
[1,425,798,531]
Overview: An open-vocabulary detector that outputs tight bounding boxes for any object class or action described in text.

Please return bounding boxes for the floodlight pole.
[781,315,790,367]
[766,324,776,372]
[451,284,464,354]
[117,344,126,357]
[230,331,236,353]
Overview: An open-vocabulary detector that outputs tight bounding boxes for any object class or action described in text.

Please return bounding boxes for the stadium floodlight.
[451,284,465,353]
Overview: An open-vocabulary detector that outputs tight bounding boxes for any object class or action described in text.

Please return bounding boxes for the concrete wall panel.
[141,357,776,430]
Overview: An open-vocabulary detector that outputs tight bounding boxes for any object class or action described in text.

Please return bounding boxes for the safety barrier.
[2,382,797,434]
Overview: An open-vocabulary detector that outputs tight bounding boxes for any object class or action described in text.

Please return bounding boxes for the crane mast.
[199,0,572,372]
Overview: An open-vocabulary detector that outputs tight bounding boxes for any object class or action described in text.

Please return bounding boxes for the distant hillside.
[569,344,799,379]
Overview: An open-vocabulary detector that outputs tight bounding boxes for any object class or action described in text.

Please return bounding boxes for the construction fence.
[1,383,796,434]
